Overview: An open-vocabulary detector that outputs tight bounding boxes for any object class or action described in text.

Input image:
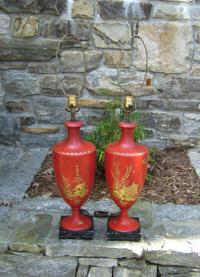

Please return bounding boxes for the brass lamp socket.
[124,96,133,109]
[68,95,77,108]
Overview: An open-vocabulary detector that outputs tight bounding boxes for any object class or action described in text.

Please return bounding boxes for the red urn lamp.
[105,96,148,241]
[52,95,96,239]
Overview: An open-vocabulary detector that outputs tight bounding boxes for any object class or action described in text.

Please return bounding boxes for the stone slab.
[79,257,118,267]
[0,254,77,277]
[145,239,200,268]
[159,265,200,275]
[113,265,157,277]
[134,22,192,73]
[0,0,65,15]
[76,265,89,277]
[10,213,54,253]
[46,237,144,259]
[151,203,200,239]
[0,37,58,61]
[0,13,10,35]
[93,22,131,49]
[88,266,112,277]
[188,147,200,178]
[0,146,48,200]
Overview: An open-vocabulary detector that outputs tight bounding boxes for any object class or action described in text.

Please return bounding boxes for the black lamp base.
[107,216,141,241]
[59,210,94,240]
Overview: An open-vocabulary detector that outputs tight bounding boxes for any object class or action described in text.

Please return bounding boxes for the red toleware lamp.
[105,96,148,241]
[52,95,96,239]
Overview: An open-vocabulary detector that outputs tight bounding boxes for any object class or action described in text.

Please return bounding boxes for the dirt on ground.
[27,148,200,204]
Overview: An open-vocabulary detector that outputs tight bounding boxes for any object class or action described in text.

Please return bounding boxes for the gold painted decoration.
[62,165,88,202]
[111,162,139,204]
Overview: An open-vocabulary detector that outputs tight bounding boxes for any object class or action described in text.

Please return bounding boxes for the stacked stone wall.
[0,0,199,148]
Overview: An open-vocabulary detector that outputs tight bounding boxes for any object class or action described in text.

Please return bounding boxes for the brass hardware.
[68,95,77,108]
[124,96,133,109]
[122,96,135,122]
[66,95,80,121]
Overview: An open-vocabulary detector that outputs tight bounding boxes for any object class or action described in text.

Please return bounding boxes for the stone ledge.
[0,198,200,276]
[0,198,200,265]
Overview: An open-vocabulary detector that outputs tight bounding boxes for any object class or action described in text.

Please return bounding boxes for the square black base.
[59,210,94,240]
[107,216,141,241]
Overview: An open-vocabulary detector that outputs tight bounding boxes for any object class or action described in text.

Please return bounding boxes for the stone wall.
[0,0,200,148]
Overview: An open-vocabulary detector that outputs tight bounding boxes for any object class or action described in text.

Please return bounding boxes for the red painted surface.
[52,121,96,231]
[105,122,148,232]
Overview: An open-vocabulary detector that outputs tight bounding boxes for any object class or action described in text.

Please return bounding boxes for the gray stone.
[97,1,152,19]
[79,257,117,267]
[137,98,200,112]
[46,238,144,258]
[159,265,199,276]
[142,139,168,150]
[151,220,200,239]
[168,134,200,148]
[19,131,64,147]
[0,0,66,15]
[0,37,58,61]
[6,100,31,113]
[0,62,27,70]
[10,214,53,253]
[154,75,200,99]
[194,45,200,62]
[88,266,112,277]
[8,197,67,214]
[105,50,132,68]
[156,113,181,131]
[152,3,190,20]
[72,0,94,19]
[2,71,39,97]
[71,20,91,41]
[18,114,36,126]
[191,64,200,75]
[76,265,89,277]
[40,17,90,39]
[134,22,192,73]
[153,203,200,222]
[40,74,84,96]
[0,254,77,277]
[193,22,200,44]
[93,22,131,49]
[0,225,14,253]
[188,148,200,178]
[0,80,5,109]
[61,50,102,72]
[113,266,157,277]
[86,65,153,97]
[145,250,200,269]
[170,272,200,277]
[0,146,48,199]
[0,113,19,143]
[12,16,39,38]
[113,267,141,277]
[142,112,181,131]
[183,113,200,136]
[28,62,58,74]
[118,258,147,269]
[40,17,69,37]
[0,13,10,35]
[191,6,200,21]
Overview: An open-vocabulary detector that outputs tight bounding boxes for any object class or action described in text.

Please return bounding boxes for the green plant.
[85,101,147,170]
